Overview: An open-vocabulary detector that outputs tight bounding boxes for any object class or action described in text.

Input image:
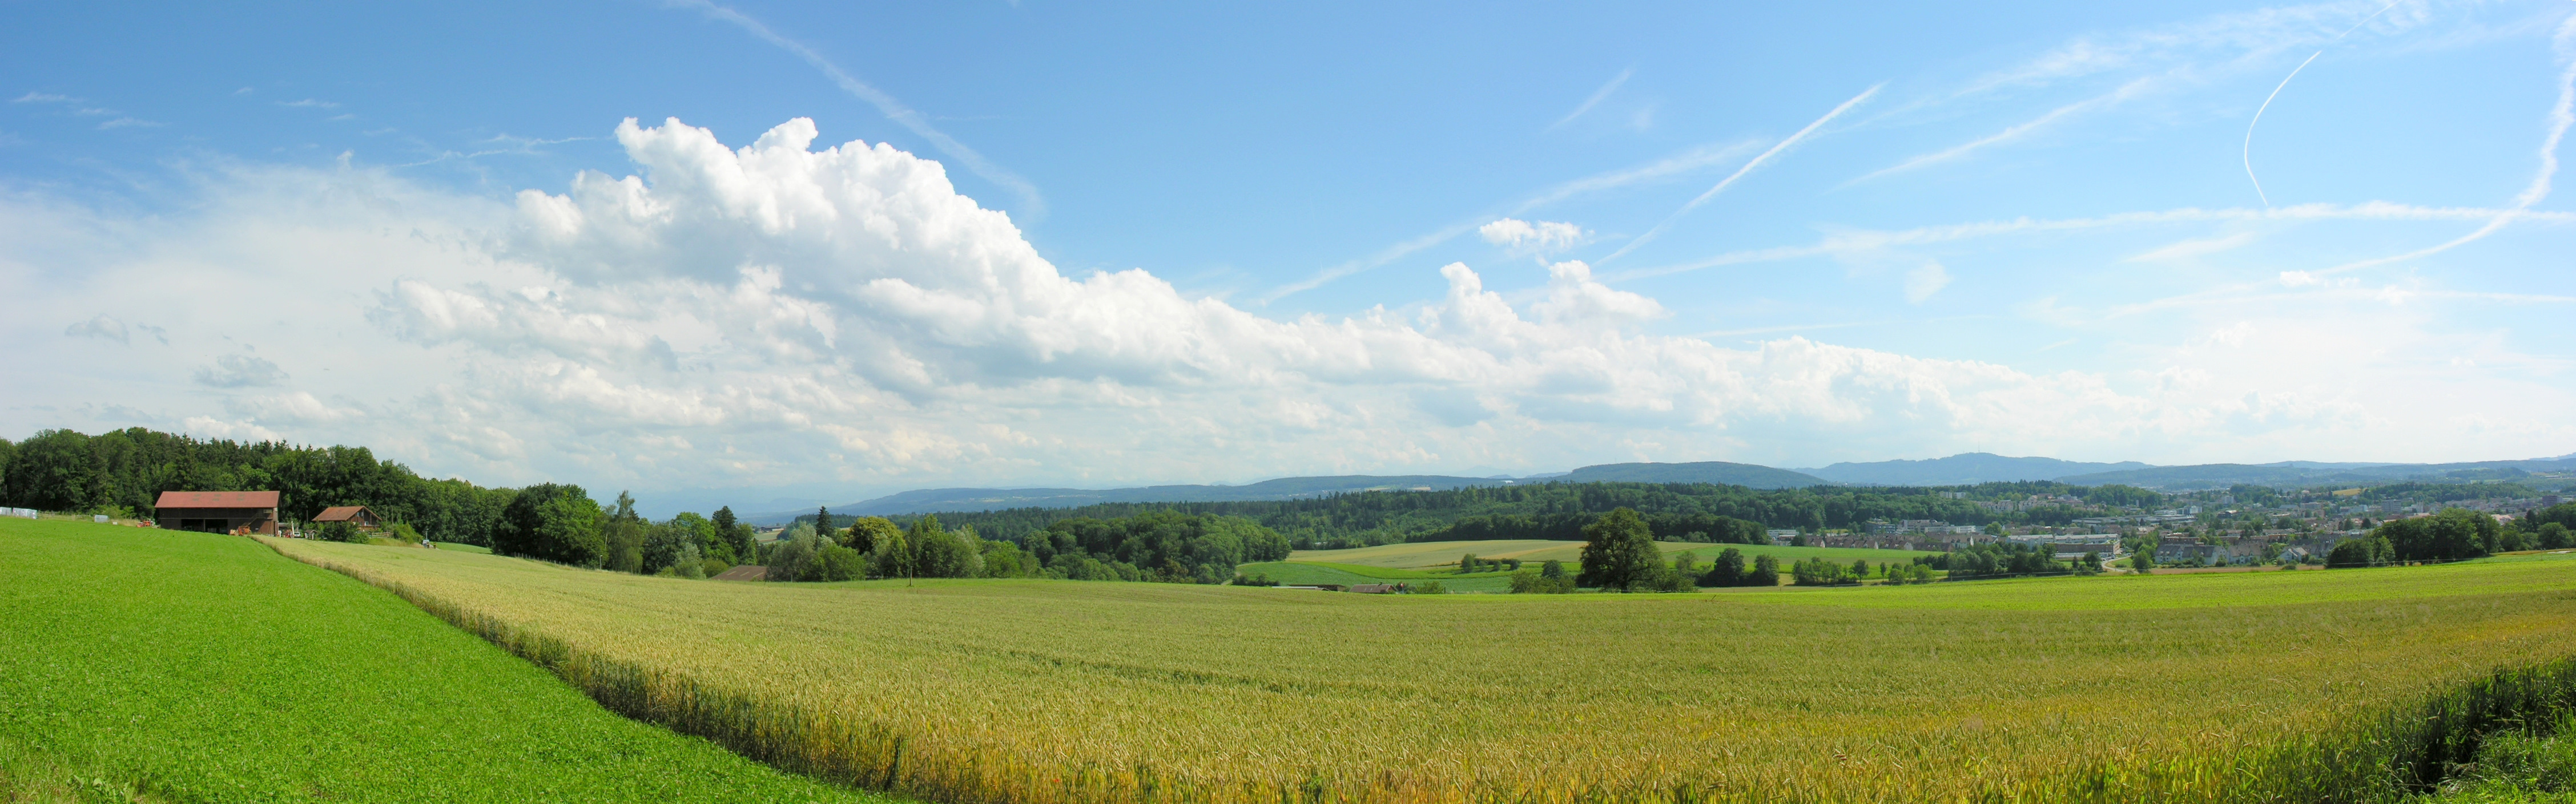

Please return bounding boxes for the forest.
[0,427,517,544]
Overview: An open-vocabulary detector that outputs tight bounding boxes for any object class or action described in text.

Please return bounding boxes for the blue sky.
[5,1,2573,512]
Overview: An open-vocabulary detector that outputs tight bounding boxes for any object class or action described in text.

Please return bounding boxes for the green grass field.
[0,518,889,803]
[267,535,2576,803]
[1290,538,1938,569]
[432,541,492,553]
[1230,560,1517,592]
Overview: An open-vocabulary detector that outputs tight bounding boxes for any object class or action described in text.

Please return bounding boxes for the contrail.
[2242,51,2320,208]
[2307,10,2576,277]
[668,0,1046,217]
[2241,1,2406,208]
[1599,84,1881,265]
[1551,67,1633,130]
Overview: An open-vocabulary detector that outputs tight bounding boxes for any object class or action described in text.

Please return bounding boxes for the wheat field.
[266,538,2576,803]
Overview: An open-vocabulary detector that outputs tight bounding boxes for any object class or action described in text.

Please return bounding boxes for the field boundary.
[257,537,2576,804]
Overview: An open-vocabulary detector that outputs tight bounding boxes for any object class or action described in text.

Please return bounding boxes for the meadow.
[0,518,890,803]
[267,535,2576,803]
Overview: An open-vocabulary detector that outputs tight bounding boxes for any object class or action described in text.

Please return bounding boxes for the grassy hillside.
[0,518,888,803]
[1290,538,1936,569]
[273,535,2576,803]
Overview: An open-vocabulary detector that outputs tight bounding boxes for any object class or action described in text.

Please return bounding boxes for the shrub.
[317,521,364,543]
[1745,553,1780,587]
[1883,563,1936,584]
[2327,534,2396,568]
[812,544,866,581]
[1507,569,1575,593]
[2540,522,2573,550]
[387,523,424,544]
[1231,573,1278,587]
[1790,557,1858,586]
[1408,581,1447,595]
[1698,547,1745,587]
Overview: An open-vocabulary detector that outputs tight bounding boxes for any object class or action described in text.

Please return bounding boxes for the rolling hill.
[2056,458,2576,489]
[1794,452,2151,486]
[1554,460,1829,488]
[776,474,1523,520]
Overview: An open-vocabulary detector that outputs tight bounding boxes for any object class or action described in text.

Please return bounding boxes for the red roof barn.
[312,506,382,530]
[155,491,280,535]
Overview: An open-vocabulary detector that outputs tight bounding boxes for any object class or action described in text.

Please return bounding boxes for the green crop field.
[0,518,889,803]
[266,535,2576,803]
[1291,538,1937,569]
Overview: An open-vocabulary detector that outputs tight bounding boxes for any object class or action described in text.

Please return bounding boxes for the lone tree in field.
[1578,508,1660,591]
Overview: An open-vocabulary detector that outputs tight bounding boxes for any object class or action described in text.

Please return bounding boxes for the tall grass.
[268,538,2576,803]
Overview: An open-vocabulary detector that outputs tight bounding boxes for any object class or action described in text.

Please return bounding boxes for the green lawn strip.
[430,541,492,553]
[0,518,892,804]
[1234,561,1515,592]
[1289,561,1515,579]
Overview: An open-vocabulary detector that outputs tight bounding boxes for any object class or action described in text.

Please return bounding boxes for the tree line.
[2324,505,2576,567]
[0,427,516,544]
[899,480,2166,551]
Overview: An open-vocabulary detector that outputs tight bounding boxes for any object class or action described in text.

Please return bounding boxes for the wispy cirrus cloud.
[1596,84,1881,264]
[665,0,1044,217]
[1608,201,2576,282]
[1849,78,2151,184]
[1258,138,1760,303]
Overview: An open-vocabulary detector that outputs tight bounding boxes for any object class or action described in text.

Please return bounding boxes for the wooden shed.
[155,491,280,535]
[312,506,383,531]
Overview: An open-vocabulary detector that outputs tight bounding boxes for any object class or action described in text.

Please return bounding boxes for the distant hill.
[1556,461,1829,488]
[2058,459,2576,490]
[1794,453,2151,486]
[762,474,1522,521]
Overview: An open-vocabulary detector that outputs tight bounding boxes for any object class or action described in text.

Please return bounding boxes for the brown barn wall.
[157,507,279,535]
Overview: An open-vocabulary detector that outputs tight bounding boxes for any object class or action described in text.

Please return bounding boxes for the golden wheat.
[266,539,2576,803]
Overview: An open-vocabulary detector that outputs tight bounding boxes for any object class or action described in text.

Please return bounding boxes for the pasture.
[271,535,2576,803]
[0,518,888,803]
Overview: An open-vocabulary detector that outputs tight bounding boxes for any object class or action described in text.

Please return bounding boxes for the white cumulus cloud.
[1477,217,1589,252]
[1,115,2565,503]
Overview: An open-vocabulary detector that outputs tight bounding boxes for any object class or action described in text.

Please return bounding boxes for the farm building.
[155,491,280,535]
[312,506,383,531]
